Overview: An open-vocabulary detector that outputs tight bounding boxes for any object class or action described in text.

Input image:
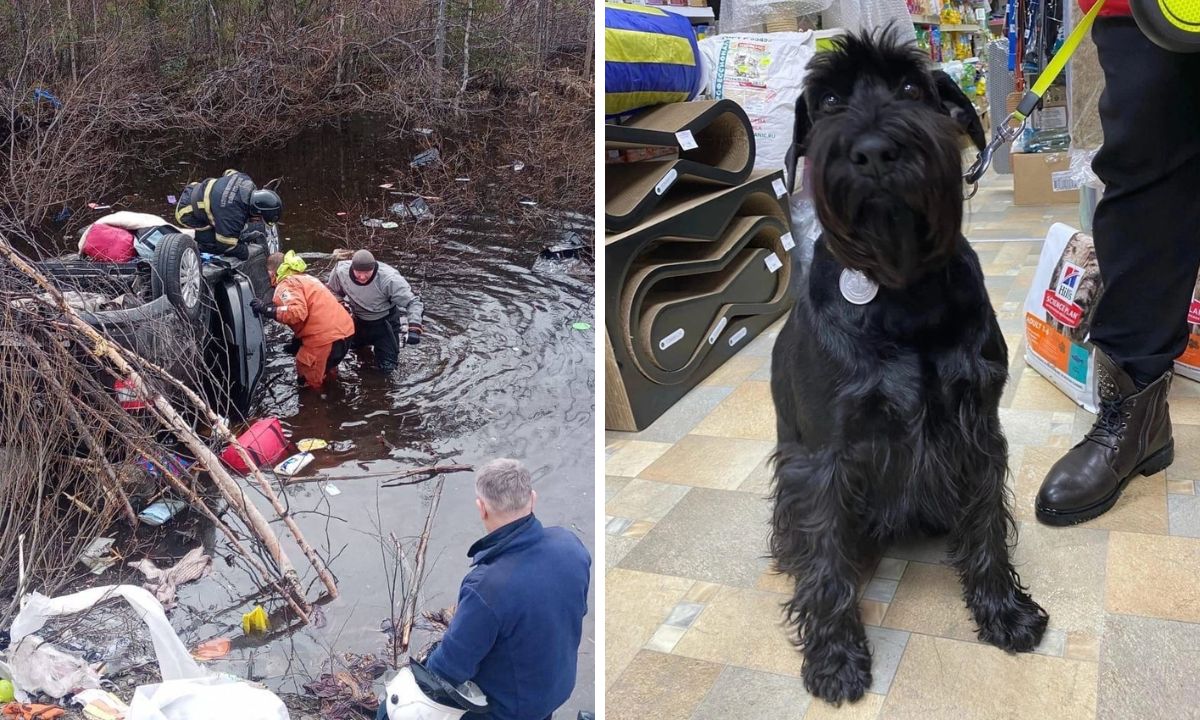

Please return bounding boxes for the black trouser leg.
[326,338,349,371]
[1088,18,1200,386]
[354,316,399,372]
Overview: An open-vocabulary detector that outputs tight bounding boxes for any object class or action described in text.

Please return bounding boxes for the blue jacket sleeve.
[424,585,500,685]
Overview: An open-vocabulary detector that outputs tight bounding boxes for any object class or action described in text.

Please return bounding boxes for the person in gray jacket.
[327,250,424,373]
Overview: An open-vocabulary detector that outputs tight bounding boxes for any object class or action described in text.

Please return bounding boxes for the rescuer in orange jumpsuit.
[251,251,354,389]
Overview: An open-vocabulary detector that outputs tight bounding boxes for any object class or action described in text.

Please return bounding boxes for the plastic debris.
[335,211,347,217]
[362,218,385,228]
[0,681,11,703]
[455,177,471,182]
[512,161,526,172]
[297,438,328,452]
[137,499,188,527]
[72,689,128,720]
[519,200,537,207]
[378,183,394,189]
[32,88,62,109]
[129,676,287,720]
[273,451,314,477]
[380,221,399,229]
[415,128,434,135]
[5,637,101,700]
[1,702,65,719]
[190,638,231,662]
[52,208,72,223]
[410,148,441,168]
[135,454,192,480]
[324,484,341,497]
[572,322,592,331]
[166,194,177,205]
[241,606,269,636]
[541,230,588,259]
[77,538,117,575]
[302,654,387,720]
[127,547,212,607]
[86,203,112,211]
[389,197,432,222]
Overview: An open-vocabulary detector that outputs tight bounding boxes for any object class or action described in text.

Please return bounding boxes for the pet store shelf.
[910,15,980,31]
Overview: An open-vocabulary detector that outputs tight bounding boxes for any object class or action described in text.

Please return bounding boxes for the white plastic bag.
[3,635,102,699]
[129,676,289,720]
[697,32,816,174]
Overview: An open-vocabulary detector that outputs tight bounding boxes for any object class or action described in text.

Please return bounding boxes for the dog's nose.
[849,135,899,175]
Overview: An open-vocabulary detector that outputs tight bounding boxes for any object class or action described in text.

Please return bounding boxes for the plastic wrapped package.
[697,32,816,173]
[821,0,916,44]
[716,0,834,33]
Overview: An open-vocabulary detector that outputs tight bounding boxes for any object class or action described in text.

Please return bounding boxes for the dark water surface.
[89,117,595,714]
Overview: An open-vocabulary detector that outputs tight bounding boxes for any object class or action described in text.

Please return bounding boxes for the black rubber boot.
[1036,350,1174,526]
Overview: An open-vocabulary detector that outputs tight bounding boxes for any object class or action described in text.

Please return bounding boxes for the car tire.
[152,233,204,324]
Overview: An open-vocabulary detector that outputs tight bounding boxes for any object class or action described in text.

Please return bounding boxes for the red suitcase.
[220,417,288,474]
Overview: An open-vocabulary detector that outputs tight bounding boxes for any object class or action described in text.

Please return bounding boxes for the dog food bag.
[697,32,815,174]
[1024,223,1101,412]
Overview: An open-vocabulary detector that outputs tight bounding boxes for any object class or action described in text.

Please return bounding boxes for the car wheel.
[152,233,204,324]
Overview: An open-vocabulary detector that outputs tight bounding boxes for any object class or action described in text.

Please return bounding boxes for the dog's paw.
[972,589,1049,653]
[802,641,873,705]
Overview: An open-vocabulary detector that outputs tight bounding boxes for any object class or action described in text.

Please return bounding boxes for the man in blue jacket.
[380,458,591,720]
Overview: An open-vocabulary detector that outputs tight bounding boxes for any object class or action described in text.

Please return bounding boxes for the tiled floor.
[604,173,1200,719]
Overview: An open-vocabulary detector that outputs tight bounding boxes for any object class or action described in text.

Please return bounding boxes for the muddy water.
[109,117,595,714]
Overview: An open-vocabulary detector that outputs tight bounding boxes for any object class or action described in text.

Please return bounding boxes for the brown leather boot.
[1036,350,1174,526]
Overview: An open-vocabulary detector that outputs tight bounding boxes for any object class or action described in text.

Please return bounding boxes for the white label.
[1037,105,1068,130]
[658,328,685,350]
[654,168,678,196]
[780,232,795,251]
[764,253,783,273]
[708,317,728,344]
[728,327,748,346]
[324,484,341,496]
[675,130,698,150]
[1051,171,1080,192]
[772,178,787,198]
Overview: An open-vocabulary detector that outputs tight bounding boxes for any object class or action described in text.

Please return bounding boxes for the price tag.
[772,178,787,198]
[654,168,678,196]
[658,328,685,350]
[780,232,795,251]
[675,130,698,150]
[1051,171,1080,192]
[764,253,783,273]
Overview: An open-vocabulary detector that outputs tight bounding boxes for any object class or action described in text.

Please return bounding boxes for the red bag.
[80,223,136,262]
[220,417,289,474]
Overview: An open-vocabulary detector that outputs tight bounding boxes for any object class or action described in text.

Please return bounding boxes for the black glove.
[225,243,250,261]
[249,298,276,320]
[406,322,423,345]
[284,336,302,356]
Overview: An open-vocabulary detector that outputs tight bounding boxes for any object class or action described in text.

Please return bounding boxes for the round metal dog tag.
[839,269,878,305]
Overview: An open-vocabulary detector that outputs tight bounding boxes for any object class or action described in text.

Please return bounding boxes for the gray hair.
[475,458,533,514]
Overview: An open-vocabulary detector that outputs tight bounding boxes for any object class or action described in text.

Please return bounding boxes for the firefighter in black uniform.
[174,169,282,260]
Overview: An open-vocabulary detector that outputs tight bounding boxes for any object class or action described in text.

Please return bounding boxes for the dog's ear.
[931,70,986,151]
[785,91,814,193]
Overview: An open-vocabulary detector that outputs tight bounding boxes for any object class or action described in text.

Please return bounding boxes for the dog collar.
[839,269,878,305]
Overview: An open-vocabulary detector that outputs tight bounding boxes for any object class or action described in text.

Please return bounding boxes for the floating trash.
[274,451,315,477]
[390,197,432,222]
[455,177,471,182]
[242,605,270,635]
[297,438,328,452]
[167,194,177,205]
[362,218,385,228]
[138,499,188,527]
[86,202,112,211]
[572,322,592,331]
[380,221,399,229]
[191,637,232,661]
[541,230,589,259]
[77,538,117,574]
[513,161,526,172]
[519,200,538,207]
[53,207,72,223]
[415,127,434,135]
[410,148,441,168]
[341,420,368,429]
[324,484,342,497]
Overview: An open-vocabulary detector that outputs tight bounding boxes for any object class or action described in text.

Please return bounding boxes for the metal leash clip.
[963,112,1028,200]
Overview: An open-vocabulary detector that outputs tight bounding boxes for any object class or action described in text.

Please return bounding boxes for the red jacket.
[1080,0,1130,17]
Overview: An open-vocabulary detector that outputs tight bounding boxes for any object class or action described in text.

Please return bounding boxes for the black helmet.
[250,189,282,222]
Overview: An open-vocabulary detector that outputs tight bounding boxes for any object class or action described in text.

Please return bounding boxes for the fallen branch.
[286,464,473,487]
[400,477,443,654]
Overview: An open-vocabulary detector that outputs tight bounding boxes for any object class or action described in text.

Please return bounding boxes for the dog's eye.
[820,93,840,109]
[901,82,922,100]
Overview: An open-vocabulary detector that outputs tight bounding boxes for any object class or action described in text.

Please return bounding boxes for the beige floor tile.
[1014,447,1168,534]
[691,381,777,441]
[1064,631,1099,663]
[606,479,691,523]
[860,599,888,627]
[607,650,723,720]
[684,581,722,604]
[738,455,774,496]
[607,440,673,478]
[802,692,885,720]
[700,352,768,388]
[1010,369,1082,412]
[607,475,632,501]
[881,634,1097,720]
[1170,397,1200,425]
[1167,423,1200,484]
[1011,521,1109,638]
[880,561,977,643]
[1106,531,1200,623]
[639,434,775,489]
[606,568,696,688]
[755,570,793,595]
[673,585,803,678]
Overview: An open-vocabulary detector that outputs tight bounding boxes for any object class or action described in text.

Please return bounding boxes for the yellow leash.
[964,0,1107,191]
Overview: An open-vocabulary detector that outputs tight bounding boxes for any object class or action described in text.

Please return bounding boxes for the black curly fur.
[771,28,1048,705]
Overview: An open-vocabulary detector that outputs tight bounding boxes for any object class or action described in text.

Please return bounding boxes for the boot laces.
[1084,397,1129,450]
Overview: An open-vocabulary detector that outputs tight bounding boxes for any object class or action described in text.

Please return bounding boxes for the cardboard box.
[1012,152,1080,206]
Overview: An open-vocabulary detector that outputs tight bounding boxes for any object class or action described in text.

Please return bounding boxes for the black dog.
[770,29,1047,704]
